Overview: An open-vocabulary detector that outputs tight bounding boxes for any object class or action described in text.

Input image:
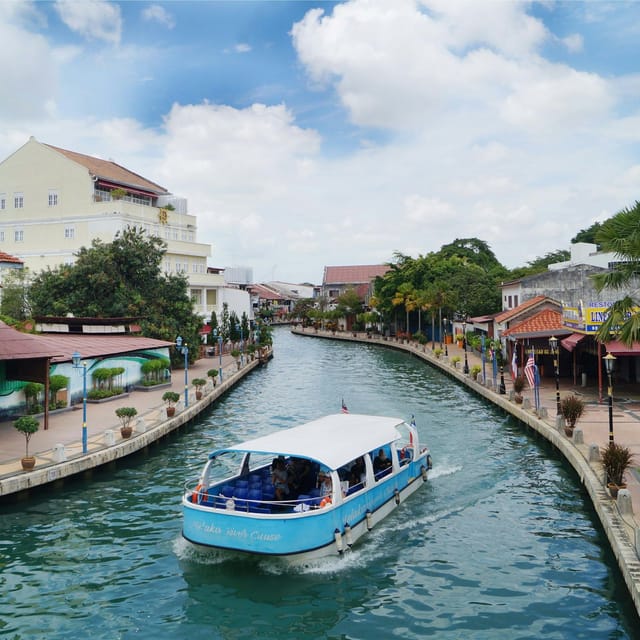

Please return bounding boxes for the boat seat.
[248,488,263,504]
[233,487,249,511]
[235,480,249,489]
[221,485,235,497]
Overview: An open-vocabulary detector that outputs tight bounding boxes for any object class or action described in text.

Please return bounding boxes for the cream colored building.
[0,137,249,320]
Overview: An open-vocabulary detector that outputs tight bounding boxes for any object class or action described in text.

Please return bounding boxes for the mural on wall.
[0,348,170,420]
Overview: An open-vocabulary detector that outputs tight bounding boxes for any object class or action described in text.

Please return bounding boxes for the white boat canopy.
[209,413,409,471]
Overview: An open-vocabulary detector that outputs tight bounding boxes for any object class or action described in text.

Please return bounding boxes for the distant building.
[0,137,250,321]
[321,264,389,303]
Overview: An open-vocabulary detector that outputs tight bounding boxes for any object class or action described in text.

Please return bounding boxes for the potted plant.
[207,368,218,387]
[247,343,257,361]
[455,333,464,347]
[512,376,525,403]
[192,378,206,400]
[13,415,40,470]
[110,187,127,200]
[115,407,137,438]
[451,355,461,369]
[601,442,634,498]
[162,391,180,417]
[231,348,241,369]
[560,395,585,436]
[434,347,443,359]
[470,364,482,380]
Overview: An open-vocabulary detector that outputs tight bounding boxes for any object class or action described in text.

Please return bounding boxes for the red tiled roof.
[502,309,571,338]
[323,264,389,285]
[0,322,172,362]
[0,252,23,265]
[45,144,169,195]
[249,284,284,301]
[495,295,549,323]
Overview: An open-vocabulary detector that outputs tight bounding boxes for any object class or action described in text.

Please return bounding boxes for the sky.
[2,1,640,285]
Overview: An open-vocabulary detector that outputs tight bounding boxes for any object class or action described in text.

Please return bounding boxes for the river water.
[1,328,639,639]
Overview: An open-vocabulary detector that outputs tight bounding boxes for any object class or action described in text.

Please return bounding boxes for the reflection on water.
[0,328,638,639]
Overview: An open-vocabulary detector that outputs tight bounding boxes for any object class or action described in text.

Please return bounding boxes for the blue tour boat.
[181,413,432,561]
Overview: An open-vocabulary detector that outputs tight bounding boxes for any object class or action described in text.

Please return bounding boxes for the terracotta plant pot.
[120,426,133,439]
[196,391,203,400]
[564,426,574,437]
[166,406,176,418]
[21,456,36,471]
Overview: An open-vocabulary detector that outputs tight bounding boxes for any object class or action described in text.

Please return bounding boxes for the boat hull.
[182,456,429,561]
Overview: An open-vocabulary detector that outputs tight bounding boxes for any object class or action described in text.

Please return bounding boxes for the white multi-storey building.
[0,137,250,320]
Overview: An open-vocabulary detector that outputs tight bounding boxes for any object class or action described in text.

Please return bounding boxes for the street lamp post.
[439,307,443,350]
[72,351,88,454]
[443,317,448,356]
[176,336,189,408]
[237,323,244,365]
[499,365,506,394]
[604,352,617,443]
[213,328,223,383]
[462,320,469,374]
[549,336,561,415]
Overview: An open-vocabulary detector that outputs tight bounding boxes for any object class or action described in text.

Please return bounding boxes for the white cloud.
[235,43,251,53]
[2,0,640,283]
[141,5,175,29]
[54,0,122,45]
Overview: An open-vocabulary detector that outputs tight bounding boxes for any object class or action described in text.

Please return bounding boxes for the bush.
[13,415,39,457]
[601,442,634,486]
[470,364,482,378]
[115,406,137,429]
[560,394,585,427]
[513,376,526,394]
[87,387,124,400]
[162,391,180,407]
[192,378,206,391]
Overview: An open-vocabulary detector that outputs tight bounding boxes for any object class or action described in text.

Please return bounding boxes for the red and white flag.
[524,352,536,388]
[341,399,349,414]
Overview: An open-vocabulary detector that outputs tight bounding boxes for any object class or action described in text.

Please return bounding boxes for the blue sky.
[2,1,640,284]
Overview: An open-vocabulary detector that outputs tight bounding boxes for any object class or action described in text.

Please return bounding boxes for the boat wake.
[429,461,462,479]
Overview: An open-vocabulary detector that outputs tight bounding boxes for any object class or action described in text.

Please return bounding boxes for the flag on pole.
[511,348,518,380]
[524,351,536,388]
[341,398,349,414]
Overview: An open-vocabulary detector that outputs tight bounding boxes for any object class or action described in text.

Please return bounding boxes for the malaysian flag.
[341,399,349,414]
[524,352,536,389]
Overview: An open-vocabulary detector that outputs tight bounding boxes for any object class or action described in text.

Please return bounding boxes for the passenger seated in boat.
[373,449,392,474]
[348,457,366,487]
[289,457,314,496]
[271,457,289,500]
[318,471,332,497]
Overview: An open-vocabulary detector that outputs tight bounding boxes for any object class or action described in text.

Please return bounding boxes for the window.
[48,190,58,206]
[0,194,5,210]
[14,229,24,242]
[514,295,519,307]
[14,193,24,209]
[0,231,4,242]
[64,226,75,239]
[508,295,512,307]
[164,259,171,272]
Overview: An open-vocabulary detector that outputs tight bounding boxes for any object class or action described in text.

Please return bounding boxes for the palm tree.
[392,283,416,334]
[594,202,640,344]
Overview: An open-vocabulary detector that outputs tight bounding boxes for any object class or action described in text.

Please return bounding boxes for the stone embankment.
[292,327,640,617]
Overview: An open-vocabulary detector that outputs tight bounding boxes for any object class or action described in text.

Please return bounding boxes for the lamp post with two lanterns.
[548,336,561,415]
[462,320,469,374]
[604,352,617,443]
[175,336,189,408]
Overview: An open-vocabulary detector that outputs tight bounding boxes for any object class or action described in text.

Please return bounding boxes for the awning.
[602,340,640,356]
[560,333,586,352]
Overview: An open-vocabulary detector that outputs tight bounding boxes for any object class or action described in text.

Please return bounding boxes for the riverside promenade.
[292,326,640,617]
[0,351,267,497]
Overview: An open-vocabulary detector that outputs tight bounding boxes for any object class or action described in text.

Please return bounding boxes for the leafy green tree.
[336,288,363,328]
[0,268,31,321]
[508,249,571,279]
[572,221,603,245]
[220,302,230,343]
[28,227,201,361]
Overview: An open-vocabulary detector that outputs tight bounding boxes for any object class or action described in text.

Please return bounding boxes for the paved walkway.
[0,353,237,478]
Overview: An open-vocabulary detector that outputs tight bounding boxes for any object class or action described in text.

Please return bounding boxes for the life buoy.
[320,496,332,508]
[192,484,207,504]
